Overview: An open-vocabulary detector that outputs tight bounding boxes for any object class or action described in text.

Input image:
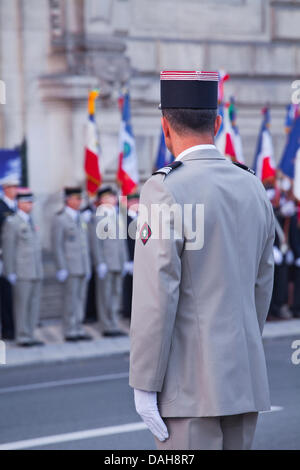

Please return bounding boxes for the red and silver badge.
[140,222,152,245]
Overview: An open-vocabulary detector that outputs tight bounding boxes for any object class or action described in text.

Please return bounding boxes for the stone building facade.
[0,0,299,316]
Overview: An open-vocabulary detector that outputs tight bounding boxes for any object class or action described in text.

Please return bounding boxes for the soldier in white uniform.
[129,71,275,450]
[90,186,129,336]
[2,189,43,347]
[52,187,92,342]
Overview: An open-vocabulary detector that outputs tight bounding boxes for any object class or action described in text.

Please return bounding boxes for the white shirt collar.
[176,144,217,161]
[17,209,30,223]
[3,195,16,211]
[65,206,79,221]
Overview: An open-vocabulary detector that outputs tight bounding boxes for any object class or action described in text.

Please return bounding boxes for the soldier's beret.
[97,186,117,198]
[17,188,34,202]
[160,71,219,109]
[64,187,82,197]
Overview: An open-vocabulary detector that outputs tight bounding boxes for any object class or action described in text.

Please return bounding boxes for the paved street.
[0,336,299,450]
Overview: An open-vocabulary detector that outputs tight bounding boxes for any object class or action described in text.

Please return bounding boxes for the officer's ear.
[161,116,172,150]
[161,115,170,138]
[214,114,222,137]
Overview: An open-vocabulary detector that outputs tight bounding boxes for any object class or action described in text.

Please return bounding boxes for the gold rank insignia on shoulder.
[152,160,182,177]
[233,161,255,175]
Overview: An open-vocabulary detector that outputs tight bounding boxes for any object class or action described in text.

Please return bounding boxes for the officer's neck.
[171,133,215,158]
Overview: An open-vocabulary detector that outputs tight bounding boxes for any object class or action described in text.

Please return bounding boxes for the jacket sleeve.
[52,215,67,271]
[255,204,275,334]
[2,218,17,276]
[89,215,104,268]
[129,176,184,392]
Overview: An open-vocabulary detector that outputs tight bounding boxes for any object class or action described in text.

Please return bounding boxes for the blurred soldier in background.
[290,208,300,318]
[267,181,295,320]
[0,176,19,340]
[122,192,139,320]
[90,186,129,336]
[52,187,92,342]
[2,189,43,347]
[81,200,98,324]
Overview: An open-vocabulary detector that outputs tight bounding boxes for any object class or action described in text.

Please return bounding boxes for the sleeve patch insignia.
[140,222,152,245]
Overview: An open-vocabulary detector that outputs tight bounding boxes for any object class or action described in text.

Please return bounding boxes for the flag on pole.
[228,97,244,163]
[117,91,139,196]
[0,148,21,184]
[215,102,237,161]
[253,107,276,183]
[218,70,230,103]
[279,115,300,180]
[154,127,174,171]
[285,104,297,134]
[84,89,101,196]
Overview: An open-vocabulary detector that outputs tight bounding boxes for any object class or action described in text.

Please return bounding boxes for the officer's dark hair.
[162,108,217,136]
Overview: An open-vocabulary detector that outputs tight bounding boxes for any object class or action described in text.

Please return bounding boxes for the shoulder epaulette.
[233,161,255,175]
[152,160,183,177]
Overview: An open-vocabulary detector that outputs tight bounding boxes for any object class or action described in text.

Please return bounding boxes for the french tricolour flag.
[279,114,300,199]
[215,102,237,161]
[84,90,101,196]
[117,92,139,196]
[154,127,174,171]
[253,107,276,182]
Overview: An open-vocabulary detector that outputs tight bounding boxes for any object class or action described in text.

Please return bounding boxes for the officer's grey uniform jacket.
[52,210,91,276]
[90,209,128,272]
[129,147,275,418]
[2,213,43,280]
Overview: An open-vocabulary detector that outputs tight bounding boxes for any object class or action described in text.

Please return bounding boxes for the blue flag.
[154,128,174,171]
[279,116,300,179]
[0,149,21,183]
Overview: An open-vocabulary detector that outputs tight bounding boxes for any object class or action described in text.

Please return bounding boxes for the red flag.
[84,90,101,196]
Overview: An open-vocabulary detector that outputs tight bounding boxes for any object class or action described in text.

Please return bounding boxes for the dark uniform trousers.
[0,199,16,339]
[154,413,258,450]
[289,214,300,316]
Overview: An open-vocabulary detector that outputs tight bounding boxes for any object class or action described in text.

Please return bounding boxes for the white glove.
[122,261,133,276]
[280,200,296,218]
[56,269,69,282]
[295,258,300,268]
[134,389,169,442]
[7,273,17,285]
[273,246,283,265]
[97,263,108,280]
[81,210,92,224]
[285,250,294,266]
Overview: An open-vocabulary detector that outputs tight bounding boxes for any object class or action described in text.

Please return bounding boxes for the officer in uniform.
[129,71,275,450]
[52,187,92,341]
[0,176,18,339]
[2,189,43,347]
[90,186,129,336]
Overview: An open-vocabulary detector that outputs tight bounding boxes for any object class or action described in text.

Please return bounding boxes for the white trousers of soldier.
[63,275,87,338]
[154,413,258,450]
[13,280,42,344]
[96,271,122,333]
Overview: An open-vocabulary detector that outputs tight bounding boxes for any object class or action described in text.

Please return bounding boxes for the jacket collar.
[176,146,227,163]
